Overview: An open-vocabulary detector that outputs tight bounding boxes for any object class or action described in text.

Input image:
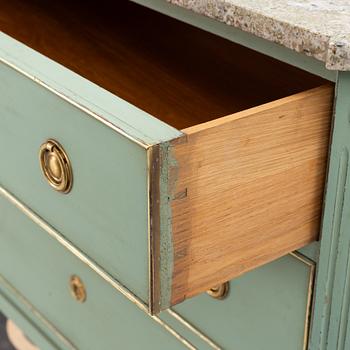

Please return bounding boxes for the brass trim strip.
[289,251,316,350]
[0,274,77,350]
[147,145,161,315]
[167,309,221,350]
[290,251,316,268]
[0,57,150,149]
[151,317,196,350]
[0,186,195,349]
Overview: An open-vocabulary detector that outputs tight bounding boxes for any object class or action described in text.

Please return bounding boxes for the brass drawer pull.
[207,282,229,300]
[69,275,86,303]
[39,139,73,193]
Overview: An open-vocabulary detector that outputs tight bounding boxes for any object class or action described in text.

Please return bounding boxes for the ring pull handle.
[39,139,73,193]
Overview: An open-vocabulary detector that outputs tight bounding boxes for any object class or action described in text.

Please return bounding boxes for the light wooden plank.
[169,85,333,305]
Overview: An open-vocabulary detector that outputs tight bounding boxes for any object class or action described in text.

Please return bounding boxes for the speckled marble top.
[167,0,350,70]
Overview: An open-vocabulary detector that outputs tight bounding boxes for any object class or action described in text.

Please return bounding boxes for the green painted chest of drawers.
[0,0,349,349]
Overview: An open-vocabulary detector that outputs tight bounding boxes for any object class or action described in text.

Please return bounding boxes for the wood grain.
[0,0,325,130]
[169,85,333,305]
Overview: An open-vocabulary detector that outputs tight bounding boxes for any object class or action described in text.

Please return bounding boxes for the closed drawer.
[0,0,333,313]
[0,191,190,350]
[162,253,314,350]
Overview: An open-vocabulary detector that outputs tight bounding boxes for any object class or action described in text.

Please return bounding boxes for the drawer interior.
[0,0,326,130]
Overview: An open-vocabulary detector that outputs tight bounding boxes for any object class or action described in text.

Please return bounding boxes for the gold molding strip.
[290,251,316,268]
[167,309,221,350]
[289,251,316,350]
[0,186,195,349]
[151,317,196,350]
[147,145,161,315]
[0,57,150,149]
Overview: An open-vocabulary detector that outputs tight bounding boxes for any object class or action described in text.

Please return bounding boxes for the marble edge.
[167,0,350,71]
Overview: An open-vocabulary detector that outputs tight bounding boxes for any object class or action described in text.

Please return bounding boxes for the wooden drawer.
[162,253,315,350]
[0,191,191,350]
[0,0,333,313]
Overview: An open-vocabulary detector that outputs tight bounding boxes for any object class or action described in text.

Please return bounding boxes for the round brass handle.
[39,139,73,193]
[69,275,86,303]
[207,282,229,300]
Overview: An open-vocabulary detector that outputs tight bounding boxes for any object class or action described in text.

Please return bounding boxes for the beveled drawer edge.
[148,143,176,315]
[0,32,183,147]
[0,185,199,349]
[148,137,189,314]
[0,55,148,149]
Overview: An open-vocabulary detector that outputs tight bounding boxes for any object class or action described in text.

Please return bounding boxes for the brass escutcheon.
[206,282,229,300]
[39,139,73,193]
[69,275,86,303]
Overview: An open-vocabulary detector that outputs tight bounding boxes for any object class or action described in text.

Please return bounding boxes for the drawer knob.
[39,139,73,193]
[207,282,229,300]
[69,275,86,303]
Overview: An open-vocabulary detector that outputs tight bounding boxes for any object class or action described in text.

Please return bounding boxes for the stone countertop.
[167,0,350,71]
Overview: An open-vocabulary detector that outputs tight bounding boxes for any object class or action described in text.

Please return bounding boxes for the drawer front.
[165,253,314,350]
[0,58,151,302]
[0,191,189,350]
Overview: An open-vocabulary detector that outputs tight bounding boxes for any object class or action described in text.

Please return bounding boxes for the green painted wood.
[160,311,215,350]
[0,33,182,146]
[0,194,188,350]
[131,0,336,82]
[309,72,350,350]
[172,254,313,350]
[0,60,151,303]
[297,242,320,263]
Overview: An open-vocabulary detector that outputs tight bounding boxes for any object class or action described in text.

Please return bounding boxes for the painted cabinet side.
[310,72,350,350]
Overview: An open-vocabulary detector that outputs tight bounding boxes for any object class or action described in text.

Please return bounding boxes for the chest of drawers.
[0,0,348,349]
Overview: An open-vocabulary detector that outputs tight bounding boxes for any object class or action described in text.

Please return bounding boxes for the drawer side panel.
[170,85,333,305]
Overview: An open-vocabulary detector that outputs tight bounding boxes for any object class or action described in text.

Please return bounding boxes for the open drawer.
[0,0,333,313]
